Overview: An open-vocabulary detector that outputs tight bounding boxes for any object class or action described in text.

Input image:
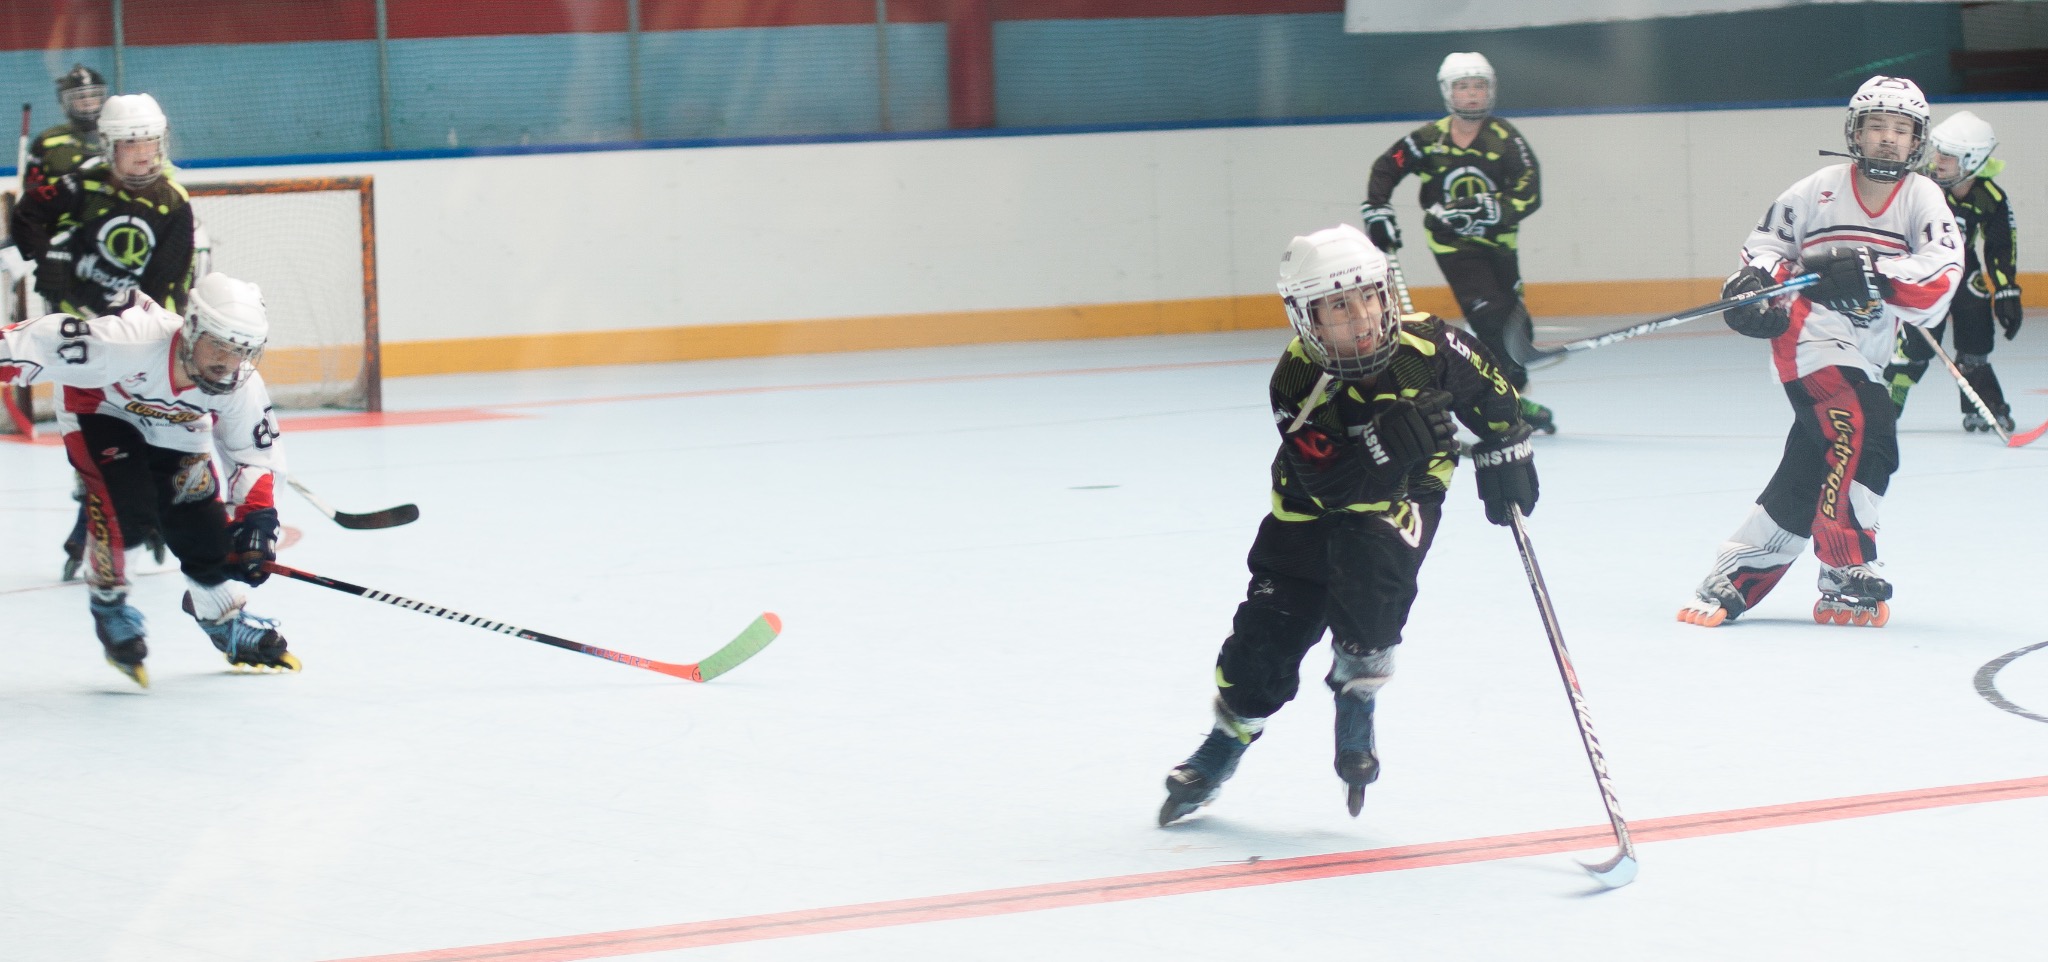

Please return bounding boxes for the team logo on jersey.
[1439,166,1498,204]
[121,399,205,424]
[1818,191,1836,205]
[96,216,156,270]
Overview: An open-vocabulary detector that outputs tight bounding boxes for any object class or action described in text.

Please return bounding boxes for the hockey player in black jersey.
[1360,52,1555,434]
[11,92,194,318]
[1882,110,2023,434]
[1158,224,1537,826]
[23,64,108,191]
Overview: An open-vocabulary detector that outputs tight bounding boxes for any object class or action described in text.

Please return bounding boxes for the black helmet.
[56,64,108,128]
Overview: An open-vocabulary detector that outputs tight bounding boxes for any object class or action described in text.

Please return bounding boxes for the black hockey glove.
[1802,245,1893,325]
[226,507,279,586]
[1721,265,1789,339]
[1355,388,1456,484]
[1360,204,1402,251]
[1471,424,1538,527]
[1994,286,2024,340]
[34,247,74,305]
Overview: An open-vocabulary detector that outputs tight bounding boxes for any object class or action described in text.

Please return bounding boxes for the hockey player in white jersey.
[0,273,298,685]
[1679,76,1962,629]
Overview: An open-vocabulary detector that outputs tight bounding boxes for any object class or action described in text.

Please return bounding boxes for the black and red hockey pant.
[65,413,236,592]
[1755,366,1899,570]
[1213,503,1439,721]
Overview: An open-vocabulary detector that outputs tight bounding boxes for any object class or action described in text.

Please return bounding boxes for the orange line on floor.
[323,774,2048,962]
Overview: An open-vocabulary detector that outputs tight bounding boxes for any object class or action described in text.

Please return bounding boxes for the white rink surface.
[3,317,2046,962]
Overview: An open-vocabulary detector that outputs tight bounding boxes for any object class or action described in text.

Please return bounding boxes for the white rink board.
[177,100,2048,347]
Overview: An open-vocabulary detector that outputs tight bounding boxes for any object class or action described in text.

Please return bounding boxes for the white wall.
[181,99,2048,347]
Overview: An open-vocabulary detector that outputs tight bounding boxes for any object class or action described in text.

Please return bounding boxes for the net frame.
[185,175,383,412]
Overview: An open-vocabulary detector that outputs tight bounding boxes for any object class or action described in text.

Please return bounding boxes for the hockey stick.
[1505,273,1821,366]
[286,476,419,529]
[1909,324,2047,449]
[262,562,782,682]
[1506,504,1639,888]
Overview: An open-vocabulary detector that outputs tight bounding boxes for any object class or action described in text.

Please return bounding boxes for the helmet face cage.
[1286,277,1397,380]
[56,65,106,126]
[1842,77,1928,183]
[178,321,263,396]
[1924,113,1996,188]
[1437,53,1495,122]
[104,132,168,189]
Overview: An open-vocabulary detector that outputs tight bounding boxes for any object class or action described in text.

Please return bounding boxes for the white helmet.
[1843,76,1929,183]
[1437,53,1496,122]
[1924,110,1997,188]
[180,273,268,395]
[98,93,169,189]
[1278,224,1398,380]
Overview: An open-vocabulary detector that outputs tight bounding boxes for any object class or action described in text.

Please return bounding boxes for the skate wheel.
[1867,602,1889,627]
[1677,606,1727,628]
[1812,602,1837,625]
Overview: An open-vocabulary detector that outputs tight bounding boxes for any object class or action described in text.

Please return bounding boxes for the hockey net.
[187,176,382,412]
[3,175,381,433]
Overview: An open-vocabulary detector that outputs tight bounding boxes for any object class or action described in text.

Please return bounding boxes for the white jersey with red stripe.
[0,295,284,515]
[1741,164,1962,383]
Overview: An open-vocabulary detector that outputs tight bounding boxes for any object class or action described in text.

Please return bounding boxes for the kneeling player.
[1,273,297,686]
[1158,224,1537,826]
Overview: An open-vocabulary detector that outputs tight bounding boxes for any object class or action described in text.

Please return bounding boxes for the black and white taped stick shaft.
[1507,505,1639,888]
[1506,273,1821,366]
[262,562,779,681]
[1387,249,1415,315]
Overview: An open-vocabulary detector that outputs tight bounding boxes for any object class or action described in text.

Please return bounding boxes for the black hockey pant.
[65,413,235,592]
[1888,277,2008,415]
[1756,367,1899,570]
[1435,247,1531,390]
[1214,503,1439,721]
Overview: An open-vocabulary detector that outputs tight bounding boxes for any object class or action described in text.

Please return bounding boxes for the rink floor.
[3,313,2045,961]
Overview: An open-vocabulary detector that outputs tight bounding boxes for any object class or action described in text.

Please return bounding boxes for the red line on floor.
[325,774,2048,962]
[279,409,530,431]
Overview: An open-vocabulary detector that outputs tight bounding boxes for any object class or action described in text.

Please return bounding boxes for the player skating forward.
[24,65,108,191]
[1360,52,1555,434]
[1159,224,1537,825]
[1679,77,1962,630]
[10,93,195,578]
[0,274,297,686]
[1882,111,2022,434]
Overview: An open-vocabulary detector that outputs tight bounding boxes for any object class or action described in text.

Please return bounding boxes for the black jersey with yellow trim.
[1267,312,1525,520]
[1943,162,2017,292]
[24,123,101,192]
[9,157,194,316]
[1365,116,1541,255]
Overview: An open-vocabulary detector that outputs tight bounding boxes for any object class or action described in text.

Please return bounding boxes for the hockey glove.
[1802,245,1892,325]
[1355,388,1457,484]
[1423,203,1475,239]
[1360,204,1402,251]
[1471,424,1538,527]
[226,508,280,586]
[1994,286,2024,340]
[34,247,74,305]
[1720,265,1789,339]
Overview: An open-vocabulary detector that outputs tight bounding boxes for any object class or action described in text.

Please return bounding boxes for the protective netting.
[188,179,378,411]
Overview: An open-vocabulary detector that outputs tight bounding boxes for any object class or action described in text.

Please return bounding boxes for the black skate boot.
[1334,693,1379,817]
[1519,396,1557,435]
[90,593,150,688]
[1814,564,1891,627]
[1962,411,2017,434]
[183,592,301,672]
[1158,698,1262,827]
